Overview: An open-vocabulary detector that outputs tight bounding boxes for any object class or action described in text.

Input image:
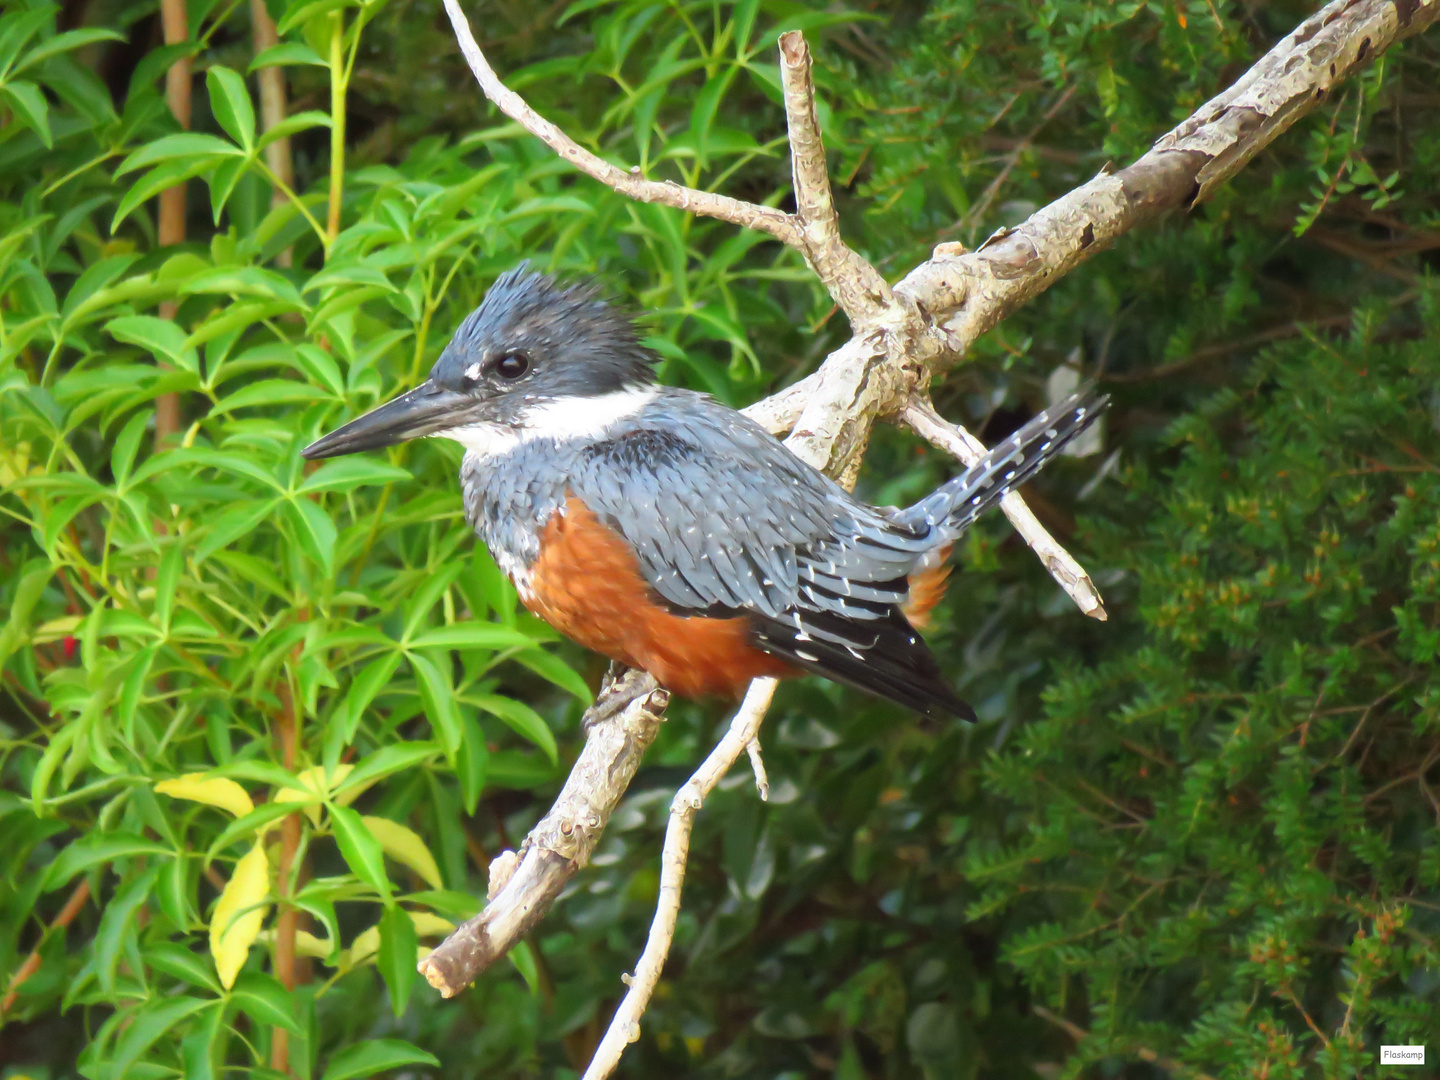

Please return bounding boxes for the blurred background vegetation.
[2,0,1438,1077]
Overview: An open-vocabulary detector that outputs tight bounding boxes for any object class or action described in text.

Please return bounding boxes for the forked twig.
[418,669,667,997]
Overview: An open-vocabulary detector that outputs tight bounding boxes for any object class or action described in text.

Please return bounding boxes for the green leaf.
[407,622,540,652]
[283,497,337,576]
[115,132,244,176]
[179,1002,228,1080]
[3,80,51,147]
[0,563,52,672]
[110,158,218,232]
[508,939,540,995]
[152,541,185,631]
[109,411,150,488]
[209,155,248,224]
[96,864,161,992]
[456,712,487,815]
[206,66,256,152]
[289,342,346,397]
[304,261,396,293]
[334,742,439,797]
[327,652,402,762]
[214,378,324,413]
[401,562,463,642]
[259,108,333,150]
[230,971,301,1034]
[146,942,223,993]
[139,448,283,491]
[205,800,301,858]
[510,649,593,703]
[376,904,418,1016]
[319,1040,439,1080]
[0,8,54,74]
[107,314,196,370]
[195,498,280,561]
[180,265,303,305]
[363,815,444,890]
[249,41,328,69]
[45,833,171,891]
[474,694,557,764]
[409,653,462,757]
[299,457,411,493]
[108,997,215,1080]
[12,27,125,76]
[329,804,393,901]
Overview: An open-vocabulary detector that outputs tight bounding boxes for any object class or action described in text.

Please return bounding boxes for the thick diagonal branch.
[748,0,1440,465]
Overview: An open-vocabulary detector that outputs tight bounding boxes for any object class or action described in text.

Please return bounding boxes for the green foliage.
[2,0,1439,1077]
[975,332,1440,1077]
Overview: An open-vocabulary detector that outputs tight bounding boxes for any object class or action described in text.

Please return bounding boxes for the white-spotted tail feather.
[898,391,1108,540]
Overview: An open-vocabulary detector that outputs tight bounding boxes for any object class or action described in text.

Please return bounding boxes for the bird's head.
[301,263,657,459]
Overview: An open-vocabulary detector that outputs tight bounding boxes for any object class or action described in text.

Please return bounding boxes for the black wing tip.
[752,609,977,722]
[923,688,978,723]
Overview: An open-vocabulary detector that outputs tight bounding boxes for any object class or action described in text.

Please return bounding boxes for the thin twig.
[154,0,191,447]
[746,737,769,801]
[582,678,778,1080]
[903,399,1107,620]
[439,0,799,247]
[0,879,91,1021]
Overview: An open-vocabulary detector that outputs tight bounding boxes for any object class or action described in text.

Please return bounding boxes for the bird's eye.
[493,351,530,380]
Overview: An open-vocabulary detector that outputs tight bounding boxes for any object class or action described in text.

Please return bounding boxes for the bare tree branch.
[752,0,1440,471]
[582,678,779,1080]
[778,31,892,324]
[418,670,667,997]
[903,399,1107,620]
[439,0,799,246]
[898,0,1440,357]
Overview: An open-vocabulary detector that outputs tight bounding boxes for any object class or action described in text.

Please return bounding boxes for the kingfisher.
[303,265,1105,720]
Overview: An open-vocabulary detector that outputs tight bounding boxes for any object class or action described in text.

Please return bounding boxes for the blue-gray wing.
[568,391,973,719]
[569,394,936,627]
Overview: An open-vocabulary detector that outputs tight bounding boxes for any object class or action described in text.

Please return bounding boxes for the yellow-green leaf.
[341,924,380,971]
[339,911,453,972]
[295,929,332,960]
[361,816,444,890]
[156,774,255,818]
[410,912,455,938]
[274,763,353,825]
[210,844,270,989]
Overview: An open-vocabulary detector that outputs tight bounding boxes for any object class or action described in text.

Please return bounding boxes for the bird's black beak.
[301,379,471,459]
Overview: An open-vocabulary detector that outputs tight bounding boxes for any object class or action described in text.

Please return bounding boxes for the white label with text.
[1380,1046,1425,1066]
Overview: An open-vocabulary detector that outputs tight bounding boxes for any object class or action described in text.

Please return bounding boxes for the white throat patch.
[434,385,658,459]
